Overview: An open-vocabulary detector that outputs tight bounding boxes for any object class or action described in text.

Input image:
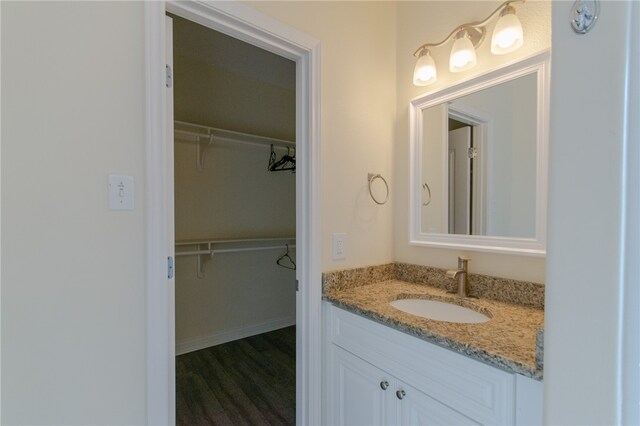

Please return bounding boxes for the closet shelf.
[175,120,295,170]
[175,236,296,256]
[175,237,296,278]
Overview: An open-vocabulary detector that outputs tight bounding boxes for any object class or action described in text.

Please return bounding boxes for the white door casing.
[144,1,322,425]
[448,127,471,235]
[448,103,491,236]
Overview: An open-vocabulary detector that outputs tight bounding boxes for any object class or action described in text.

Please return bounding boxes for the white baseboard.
[176,316,296,356]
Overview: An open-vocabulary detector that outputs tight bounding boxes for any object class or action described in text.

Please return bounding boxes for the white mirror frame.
[409,50,550,256]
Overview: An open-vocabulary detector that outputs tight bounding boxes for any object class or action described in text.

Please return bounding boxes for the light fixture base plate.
[466,26,486,49]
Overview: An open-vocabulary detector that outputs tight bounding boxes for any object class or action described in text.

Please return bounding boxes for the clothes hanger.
[276,244,296,270]
[268,144,277,171]
[270,147,296,172]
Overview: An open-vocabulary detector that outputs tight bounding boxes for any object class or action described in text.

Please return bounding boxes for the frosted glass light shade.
[449,32,477,73]
[491,12,524,54]
[413,50,437,86]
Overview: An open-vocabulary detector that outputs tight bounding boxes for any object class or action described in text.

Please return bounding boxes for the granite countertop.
[324,280,544,380]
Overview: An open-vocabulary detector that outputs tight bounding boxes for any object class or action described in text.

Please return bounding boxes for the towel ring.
[368,173,389,205]
[422,182,432,206]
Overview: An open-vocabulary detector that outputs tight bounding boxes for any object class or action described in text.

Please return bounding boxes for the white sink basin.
[390,298,490,324]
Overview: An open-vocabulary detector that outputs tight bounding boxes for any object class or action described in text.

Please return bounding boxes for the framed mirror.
[409,51,549,256]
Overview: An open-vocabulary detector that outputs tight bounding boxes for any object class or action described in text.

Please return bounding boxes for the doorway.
[447,122,472,235]
[144,2,322,424]
[446,104,489,236]
[169,13,297,423]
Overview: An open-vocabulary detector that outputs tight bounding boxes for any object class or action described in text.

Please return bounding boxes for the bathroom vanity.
[321,51,550,425]
[322,265,544,426]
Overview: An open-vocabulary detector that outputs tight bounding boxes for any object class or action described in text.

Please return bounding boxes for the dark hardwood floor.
[176,326,296,425]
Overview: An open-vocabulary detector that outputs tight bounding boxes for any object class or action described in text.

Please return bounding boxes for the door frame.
[447,103,491,235]
[446,126,472,235]
[144,2,322,425]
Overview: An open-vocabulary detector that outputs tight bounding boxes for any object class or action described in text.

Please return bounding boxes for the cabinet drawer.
[327,303,514,425]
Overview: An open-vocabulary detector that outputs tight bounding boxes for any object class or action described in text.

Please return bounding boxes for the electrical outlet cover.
[332,233,347,260]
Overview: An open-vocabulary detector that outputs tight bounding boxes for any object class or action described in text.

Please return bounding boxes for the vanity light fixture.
[413,49,437,86]
[412,0,525,86]
[449,30,477,72]
[491,5,524,54]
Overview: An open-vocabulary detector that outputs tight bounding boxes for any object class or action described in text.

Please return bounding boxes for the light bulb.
[449,30,476,72]
[413,49,437,86]
[491,7,524,54]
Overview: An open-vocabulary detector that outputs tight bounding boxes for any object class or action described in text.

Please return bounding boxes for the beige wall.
[0,1,397,422]
[1,2,146,424]
[246,1,397,271]
[394,1,550,283]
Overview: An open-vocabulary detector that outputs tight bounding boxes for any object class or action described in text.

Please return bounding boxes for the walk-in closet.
[169,14,297,425]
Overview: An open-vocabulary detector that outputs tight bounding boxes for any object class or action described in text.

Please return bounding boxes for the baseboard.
[176,316,296,356]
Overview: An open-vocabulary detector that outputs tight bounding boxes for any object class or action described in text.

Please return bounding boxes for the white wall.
[1,2,146,424]
[509,74,537,237]
[174,141,296,240]
[173,141,297,352]
[174,246,296,354]
[245,1,397,271]
[172,16,297,353]
[171,14,296,141]
[395,1,550,283]
[451,74,537,237]
[544,2,634,423]
[421,104,447,233]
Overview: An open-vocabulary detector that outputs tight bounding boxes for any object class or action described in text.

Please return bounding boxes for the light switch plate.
[108,174,134,210]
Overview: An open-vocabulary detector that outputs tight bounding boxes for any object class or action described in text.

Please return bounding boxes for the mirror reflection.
[420,72,537,238]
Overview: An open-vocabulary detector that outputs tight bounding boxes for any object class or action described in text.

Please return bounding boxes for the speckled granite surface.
[322,263,395,292]
[536,328,544,371]
[324,262,545,309]
[325,280,544,380]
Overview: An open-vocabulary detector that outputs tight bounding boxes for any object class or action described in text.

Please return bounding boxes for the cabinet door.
[329,346,393,426]
[396,382,479,426]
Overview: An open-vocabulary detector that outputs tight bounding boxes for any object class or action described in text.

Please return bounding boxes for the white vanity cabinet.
[324,302,543,426]
[330,345,476,425]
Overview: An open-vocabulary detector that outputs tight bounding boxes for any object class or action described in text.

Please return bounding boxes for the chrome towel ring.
[368,173,389,205]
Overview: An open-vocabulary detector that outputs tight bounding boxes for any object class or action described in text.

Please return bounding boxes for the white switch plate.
[332,233,347,260]
[108,174,134,210]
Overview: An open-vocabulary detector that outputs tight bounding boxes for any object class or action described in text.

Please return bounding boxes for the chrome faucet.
[446,256,471,297]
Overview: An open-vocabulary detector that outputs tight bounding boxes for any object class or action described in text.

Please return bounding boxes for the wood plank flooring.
[176,326,296,425]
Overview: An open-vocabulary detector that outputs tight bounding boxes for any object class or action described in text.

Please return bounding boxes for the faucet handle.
[457,256,471,269]
[445,270,460,278]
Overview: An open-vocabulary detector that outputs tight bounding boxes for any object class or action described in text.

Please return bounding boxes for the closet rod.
[175,237,295,247]
[175,244,296,257]
[174,120,295,149]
